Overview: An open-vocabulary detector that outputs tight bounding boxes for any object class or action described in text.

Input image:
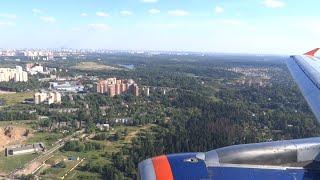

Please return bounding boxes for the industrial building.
[50,82,84,92]
[96,78,139,97]
[5,143,45,156]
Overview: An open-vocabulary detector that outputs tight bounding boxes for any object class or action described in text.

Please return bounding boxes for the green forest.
[1,54,318,180]
[59,55,319,179]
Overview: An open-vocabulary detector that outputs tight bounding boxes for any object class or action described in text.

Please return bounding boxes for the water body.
[118,64,135,70]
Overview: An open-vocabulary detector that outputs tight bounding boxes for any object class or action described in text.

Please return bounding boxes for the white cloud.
[262,0,285,8]
[148,9,160,14]
[139,22,179,29]
[0,13,17,19]
[217,19,247,26]
[311,24,320,33]
[120,10,133,16]
[88,23,110,31]
[40,16,56,23]
[215,6,224,14]
[96,12,110,17]
[154,23,178,29]
[168,10,189,17]
[71,27,81,32]
[81,13,88,17]
[0,21,16,27]
[298,20,320,34]
[141,0,158,3]
[32,9,42,14]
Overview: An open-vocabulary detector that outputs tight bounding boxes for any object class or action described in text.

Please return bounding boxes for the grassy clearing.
[27,132,64,149]
[66,170,101,180]
[40,124,155,179]
[71,62,118,71]
[99,125,155,155]
[0,153,37,174]
[0,130,64,175]
[41,159,81,179]
[0,91,33,107]
[0,120,37,128]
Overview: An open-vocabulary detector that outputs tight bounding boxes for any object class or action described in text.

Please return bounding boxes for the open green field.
[65,170,101,180]
[71,62,118,71]
[38,124,155,179]
[27,132,64,149]
[0,153,37,174]
[0,120,36,128]
[54,126,147,162]
[97,125,155,156]
[39,158,84,179]
[0,130,64,175]
[0,91,33,107]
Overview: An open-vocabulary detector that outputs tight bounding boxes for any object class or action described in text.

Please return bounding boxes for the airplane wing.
[287,48,320,120]
[138,49,320,180]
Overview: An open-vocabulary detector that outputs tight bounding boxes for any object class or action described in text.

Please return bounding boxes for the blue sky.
[0,0,319,54]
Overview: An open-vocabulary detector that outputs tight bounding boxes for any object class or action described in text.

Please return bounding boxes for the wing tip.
[304,48,320,57]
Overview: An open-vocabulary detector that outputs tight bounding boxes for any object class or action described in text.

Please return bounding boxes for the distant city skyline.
[0,0,319,54]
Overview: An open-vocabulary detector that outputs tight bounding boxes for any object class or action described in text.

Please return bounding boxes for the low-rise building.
[5,143,45,156]
[96,123,110,131]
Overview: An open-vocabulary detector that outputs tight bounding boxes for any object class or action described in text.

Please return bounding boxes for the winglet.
[304,48,320,57]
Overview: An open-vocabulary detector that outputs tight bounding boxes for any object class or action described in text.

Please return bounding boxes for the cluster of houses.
[38,117,134,132]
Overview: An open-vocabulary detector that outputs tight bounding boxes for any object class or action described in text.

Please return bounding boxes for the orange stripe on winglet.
[152,155,174,180]
[304,48,320,57]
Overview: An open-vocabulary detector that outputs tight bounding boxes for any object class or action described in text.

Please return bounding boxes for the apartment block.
[0,66,28,82]
[96,78,139,97]
[34,91,62,105]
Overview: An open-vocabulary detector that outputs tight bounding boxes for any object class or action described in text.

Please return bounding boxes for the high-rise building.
[143,87,150,96]
[54,92,62,103]
[34,91,62,105]
[14,71,28,82]
[121,83,127,92]
[0,66,28,82]
[96,78,139,97]
[96,81,106,93]
[48,92,55,105]
[107,85,116,97]
[107,78,117,85]
[21,71,28,82]
[34,92,48,105]
[132,84,139,96]
[115,84,121,95]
